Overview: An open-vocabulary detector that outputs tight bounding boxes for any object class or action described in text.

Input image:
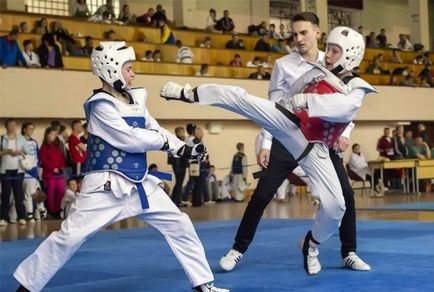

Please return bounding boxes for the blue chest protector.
[83,89,171,209]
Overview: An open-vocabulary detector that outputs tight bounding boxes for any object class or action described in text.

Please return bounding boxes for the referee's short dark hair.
[291,12,319,26]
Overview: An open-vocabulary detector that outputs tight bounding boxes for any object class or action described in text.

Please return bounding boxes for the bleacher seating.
[1,11,433,86]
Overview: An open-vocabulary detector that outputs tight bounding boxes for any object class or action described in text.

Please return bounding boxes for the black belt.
[275,102,300,128]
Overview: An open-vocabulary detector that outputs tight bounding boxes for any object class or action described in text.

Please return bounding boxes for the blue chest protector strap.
[136,171,173,209]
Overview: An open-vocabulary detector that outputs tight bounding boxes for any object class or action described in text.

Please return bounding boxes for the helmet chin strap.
[113,79,134,104]
[330,65,344,76]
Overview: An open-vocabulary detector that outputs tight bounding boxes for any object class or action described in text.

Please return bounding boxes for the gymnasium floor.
[1,191,434,291]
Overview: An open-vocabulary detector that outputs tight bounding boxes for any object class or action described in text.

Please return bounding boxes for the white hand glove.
[160,81,195,102]
[291,93,308,110]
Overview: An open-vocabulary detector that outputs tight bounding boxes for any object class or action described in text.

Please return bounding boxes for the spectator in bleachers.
[81,36,93,55]
[19,22,29,33]
[420,76,432,87]
[376,28,387,48]
[61,178,78,219]
[195,64,209,76]
[37,33,63,69]
[215,10,235,33]
[199,36,213,48]
[118,4,133,24]
[153,49,162,62]
[176,40,193,63]
[400,75,417,87]
[414,55,424,64]
[141,50,153,61]
[0,119,29,226]
[397,34,413,51]
[22,39,41,67]
[422,52,432,66]
[151,4,167,27]
[391,65,409,76]
[40,126,66,217]
[418,65,433,84]
[389,49,403,63]
[68,120,86,176]
[388,75,398,86]
[271,38,289,53]
[248,65,270,80]
[225,32,244,49]
[105,29,116,41]
[287,37,298,52]
[205,8,217,32]
[94,0,116,19]
[34,18,49,34]
[0,30,27,68]
[246,56,262,67]
[365,32,379,48]
[273,24,290,40]
[72,0,90,18]
[365,56,389,74]
[137,7,154,26]
[248,21,268,36]
[52,21,80,55]
[357,25,364,36]
[254,33,271,52]
[159,19,175,44]
[229,54,242,66]
[268,24,276,38]
[393,125,408,159]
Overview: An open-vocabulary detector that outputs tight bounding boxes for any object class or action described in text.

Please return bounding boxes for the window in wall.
[26,0,69,16]
[87,0,120,17]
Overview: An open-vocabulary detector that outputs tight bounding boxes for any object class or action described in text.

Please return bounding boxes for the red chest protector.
[294,80,349,147]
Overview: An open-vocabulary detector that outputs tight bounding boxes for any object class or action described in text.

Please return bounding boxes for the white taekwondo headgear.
[325,26,365,75]
[91,41,136,92]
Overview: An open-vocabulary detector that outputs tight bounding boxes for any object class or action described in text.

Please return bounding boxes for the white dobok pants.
[197,84,346,243]
[14,176,213,291]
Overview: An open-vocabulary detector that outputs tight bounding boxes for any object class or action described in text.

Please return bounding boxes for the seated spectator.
[72,0,90,17]
[388,75,398,86]
[246,56,262,67]
[248,65,270,80]
[418,65,432,81]
[52,21,80,55]
[420,76,432,87]
[105,29,116,41]
[399,75,417,87]
[19,22,29,33]
[34,18,49,34]
[151,4,167,27]
[349,143,382,196]
[248,21,268,36]
[81,36,93,55]
[365,57,389,74]
[137,7,154,25]
[152,49,162,62]
[176,40,193,64]
[273,24,290,40]
[376,28,388,47]
[159,19,175,44]
[118,4,133,23]
[261,55,273,68]
[357,26,364,35]
[0,30,27,67]
[389,49,403,63]
[94,0,116,19]
[268,24,276,38]
[409,137,431,159]
[195,63,209,76]
[397,34,412,51]
[414,54,424,64]
[422,52,432,66]
[199,37,213,48]
[271,38,289,53]
[320,32,327,42]
[37,33,63,69]
[205,8,217,32]
[215,10,235,33]
[141,50,154,61]
[254,33,271,51]
[61,178,78,219]
[391,65,409,76]
[225,32,244,49]
[22,39,41,67]
[365,32,379,48]
[229,54,242,66]
[288,37,298,52]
